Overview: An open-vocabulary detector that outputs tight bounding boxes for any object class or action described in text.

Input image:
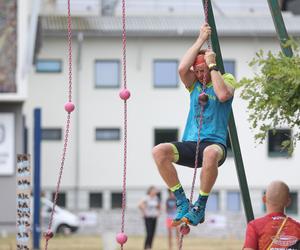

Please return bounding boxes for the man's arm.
[178,24,211,89]
[205,51,235,102]
[243,222,258,250]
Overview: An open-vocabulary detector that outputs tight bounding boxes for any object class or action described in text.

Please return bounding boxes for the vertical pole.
[267,0,293,57]
[202,0,254,222]
[33,108,41,249]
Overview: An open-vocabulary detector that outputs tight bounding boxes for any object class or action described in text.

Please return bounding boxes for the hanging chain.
[44,0,73,249]
[120,0,128,249]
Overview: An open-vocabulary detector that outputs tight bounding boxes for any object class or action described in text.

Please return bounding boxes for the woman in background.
[138,186,161,250]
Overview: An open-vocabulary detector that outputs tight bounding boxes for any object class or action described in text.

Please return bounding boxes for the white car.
[39,198,80,235]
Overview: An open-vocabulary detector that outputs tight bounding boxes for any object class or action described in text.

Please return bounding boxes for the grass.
[0,235,243,250]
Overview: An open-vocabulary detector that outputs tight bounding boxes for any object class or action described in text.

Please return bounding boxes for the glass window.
[154,60,178,88]
[89,192,103,209]
[52,192,66,208]
[223,60,235,75]
[286,192,298,214]
[36,59,62,73]
[268,129,292,157]
[111,192,123,209]
[227,191,240,212]
[95,128,120,141]
[154,128,178,146]
[206,192,219,212]
[42,128,62,141]
[95,60,120,88]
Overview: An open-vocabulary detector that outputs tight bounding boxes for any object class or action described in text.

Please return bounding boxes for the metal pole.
[267,0,293,57]
[33,108,41,249]
[202,0,254,222]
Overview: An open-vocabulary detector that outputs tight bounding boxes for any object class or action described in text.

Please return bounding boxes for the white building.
[4,0,300,237]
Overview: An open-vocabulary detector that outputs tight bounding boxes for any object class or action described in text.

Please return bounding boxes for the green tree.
[239,41,300,155]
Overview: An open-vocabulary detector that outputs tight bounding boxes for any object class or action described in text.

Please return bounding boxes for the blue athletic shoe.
[182,202,205,226]
[172,198,189,226]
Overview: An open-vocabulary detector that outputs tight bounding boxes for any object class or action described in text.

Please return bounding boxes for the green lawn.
[0,235,243,250]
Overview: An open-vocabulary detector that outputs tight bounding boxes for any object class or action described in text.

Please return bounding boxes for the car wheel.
[56,224,72,235]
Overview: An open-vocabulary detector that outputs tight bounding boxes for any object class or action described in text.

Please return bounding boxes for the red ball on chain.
[180,224,190,235]
[44,231,54,240]
[64,102,75,113]
[116,232,128,245]
[119,89,131,101]
[198,92,208,106]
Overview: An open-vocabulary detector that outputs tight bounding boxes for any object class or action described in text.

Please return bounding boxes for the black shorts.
[171,141,227,168]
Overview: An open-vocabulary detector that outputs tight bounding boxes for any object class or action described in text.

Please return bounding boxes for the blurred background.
[0,0,300,249]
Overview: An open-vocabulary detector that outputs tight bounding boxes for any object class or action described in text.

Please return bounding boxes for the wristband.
[209,64,219,72]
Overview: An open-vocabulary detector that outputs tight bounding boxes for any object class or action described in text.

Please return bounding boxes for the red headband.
[193,54,206,68]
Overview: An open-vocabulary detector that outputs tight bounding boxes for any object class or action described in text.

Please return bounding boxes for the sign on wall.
[16,154,31,250]
[0,113,15,175]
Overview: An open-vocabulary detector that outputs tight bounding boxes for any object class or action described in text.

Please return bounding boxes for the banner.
[0,113,15,175]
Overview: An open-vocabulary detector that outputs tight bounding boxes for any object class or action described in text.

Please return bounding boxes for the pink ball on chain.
[44,231,54,240]
[198,92,208,106]
[64,102,75,113]
[119,89,131,100]
[180,224,190,235]
[116,232,128,245]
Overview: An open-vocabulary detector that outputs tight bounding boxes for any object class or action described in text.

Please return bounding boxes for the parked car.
[32,197,80,235]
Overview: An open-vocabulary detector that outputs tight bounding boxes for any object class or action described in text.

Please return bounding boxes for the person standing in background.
[138,186,161,250]
[166,189,180,250]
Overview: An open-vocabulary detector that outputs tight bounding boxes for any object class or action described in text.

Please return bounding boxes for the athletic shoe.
[181,202,205,226]
[172,198,189,226]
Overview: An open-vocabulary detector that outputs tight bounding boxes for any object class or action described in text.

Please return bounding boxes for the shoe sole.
[181,217,205,226]
[171,219,182,227]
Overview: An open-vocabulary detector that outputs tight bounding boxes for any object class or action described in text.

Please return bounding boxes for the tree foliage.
[238,41,300,155]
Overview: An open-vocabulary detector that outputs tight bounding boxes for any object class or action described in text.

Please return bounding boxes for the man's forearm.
[179,37,206,72]
[211,71,234,102]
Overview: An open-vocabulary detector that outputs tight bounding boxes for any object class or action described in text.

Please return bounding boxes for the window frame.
[153,59,179,88]
[36,59,62,73]
[226,191,241,212]
[268,128,292,157]
[111,192,123,209]
[89,192,103,209]
[41,128,62,141]
[51,192,66,208]
[154,128,179,146]
[95,59,120,88]
[95,128,121,141]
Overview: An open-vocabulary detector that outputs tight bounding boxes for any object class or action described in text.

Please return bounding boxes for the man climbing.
[152,23,236,226]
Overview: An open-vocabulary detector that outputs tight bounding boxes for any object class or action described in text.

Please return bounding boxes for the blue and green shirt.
[182,73,237,147]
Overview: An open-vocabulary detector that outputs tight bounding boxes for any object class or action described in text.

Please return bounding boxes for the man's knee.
[152,143,174,165]
[203,145,223,164]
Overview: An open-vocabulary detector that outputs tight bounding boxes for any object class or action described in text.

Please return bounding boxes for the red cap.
[193,54,206,68]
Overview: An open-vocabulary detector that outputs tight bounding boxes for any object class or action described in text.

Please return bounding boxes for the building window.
[287,192,298,214]
[89,192,103,209]
[153,60,178,88]
[111,192,123,209]
[42,128,62,141]
[268,129,292,157]
[52,192,66,208]
[36,59,62,73]
[206,192,219,212]
[227,191,240,212]
[223,60,235,76]
[95,128,120,141]
[154,128,178,146]
[95,60,120,88]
